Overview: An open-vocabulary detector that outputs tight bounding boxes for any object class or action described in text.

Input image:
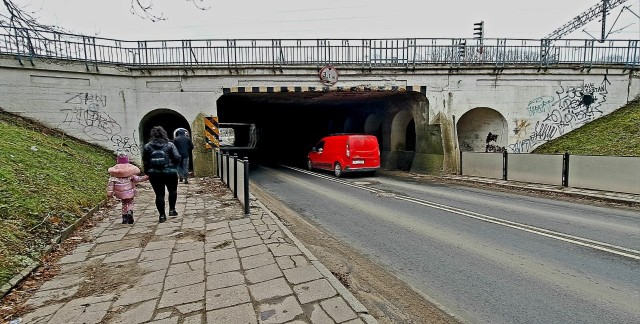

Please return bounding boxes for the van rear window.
[349,136,376,150]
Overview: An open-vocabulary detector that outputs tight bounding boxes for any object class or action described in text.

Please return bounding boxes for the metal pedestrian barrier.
[215,150,250,215]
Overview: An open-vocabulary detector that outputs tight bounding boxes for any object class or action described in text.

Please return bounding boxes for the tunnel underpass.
[216,90,427,171]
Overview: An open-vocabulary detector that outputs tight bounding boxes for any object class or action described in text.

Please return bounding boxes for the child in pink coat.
[106,152,149,224]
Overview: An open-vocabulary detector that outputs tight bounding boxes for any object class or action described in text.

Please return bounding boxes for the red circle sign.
[319,65,338,85]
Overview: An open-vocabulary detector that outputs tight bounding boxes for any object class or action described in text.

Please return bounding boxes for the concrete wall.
[1,55,638,176]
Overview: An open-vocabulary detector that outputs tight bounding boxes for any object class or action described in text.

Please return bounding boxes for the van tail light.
[346,143,350,157]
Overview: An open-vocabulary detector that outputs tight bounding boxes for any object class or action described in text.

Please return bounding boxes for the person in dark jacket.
[142,126,181,223]
[173,128,194,184]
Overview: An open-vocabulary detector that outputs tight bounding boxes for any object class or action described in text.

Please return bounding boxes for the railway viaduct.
[1,32,638,176]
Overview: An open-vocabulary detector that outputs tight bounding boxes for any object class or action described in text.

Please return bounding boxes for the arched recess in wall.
[390,110,415,171]
[457,107,507,152]
[364,113,384,148]
[139,108,192,167]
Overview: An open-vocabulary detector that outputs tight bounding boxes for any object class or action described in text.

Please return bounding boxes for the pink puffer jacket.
[106,163,149,200]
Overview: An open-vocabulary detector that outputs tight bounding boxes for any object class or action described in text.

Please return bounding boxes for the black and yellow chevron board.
[204,116,219,149]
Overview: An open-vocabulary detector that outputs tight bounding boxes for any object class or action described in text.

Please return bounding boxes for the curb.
[253,198,378,324]
[0,200,105,299]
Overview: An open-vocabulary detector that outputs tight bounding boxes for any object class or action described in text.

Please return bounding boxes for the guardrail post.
[225,153,230,188]
[233,153,238,198]
[243,157,250,215]
[562,152,570,187]
[502,150,508,181]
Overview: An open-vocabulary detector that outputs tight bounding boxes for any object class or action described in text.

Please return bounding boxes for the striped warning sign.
[204,116,219,149]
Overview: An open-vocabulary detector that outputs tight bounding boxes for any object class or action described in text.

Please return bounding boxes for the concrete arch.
[457,107,507,152]
[386,109,415,170]
[139,108,193,167]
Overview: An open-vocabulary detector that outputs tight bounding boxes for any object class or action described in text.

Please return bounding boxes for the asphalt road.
[249,165,640,324]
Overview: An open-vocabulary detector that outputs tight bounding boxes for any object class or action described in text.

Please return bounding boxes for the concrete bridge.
[1,27,638,176]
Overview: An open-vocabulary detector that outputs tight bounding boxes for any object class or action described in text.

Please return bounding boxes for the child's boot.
[121,214,128,224]
[127,211,134,224]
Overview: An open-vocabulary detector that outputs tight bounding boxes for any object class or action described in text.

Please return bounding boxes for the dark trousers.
[149,172,178,216]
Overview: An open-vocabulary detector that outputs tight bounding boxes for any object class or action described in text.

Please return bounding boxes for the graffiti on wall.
[111,131,140,156]
[58,92,140,156]
[510,77,610,153]
[485,132,505,153]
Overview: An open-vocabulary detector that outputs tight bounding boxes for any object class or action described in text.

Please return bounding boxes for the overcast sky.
[8,0,640,40]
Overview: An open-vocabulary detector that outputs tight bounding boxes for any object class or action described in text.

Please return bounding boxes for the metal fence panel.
[461,152,503,179]
[508,153,564,185]
[569,155,640,194]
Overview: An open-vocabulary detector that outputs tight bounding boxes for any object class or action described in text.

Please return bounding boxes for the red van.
[307,134,380,177]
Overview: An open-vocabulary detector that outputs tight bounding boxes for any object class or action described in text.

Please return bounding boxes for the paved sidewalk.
[13,177,377,324]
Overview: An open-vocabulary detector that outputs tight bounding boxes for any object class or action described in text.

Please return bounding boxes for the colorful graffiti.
[510,77,610,153]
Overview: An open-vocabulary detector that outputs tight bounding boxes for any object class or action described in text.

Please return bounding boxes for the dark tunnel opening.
[216,91,418,169]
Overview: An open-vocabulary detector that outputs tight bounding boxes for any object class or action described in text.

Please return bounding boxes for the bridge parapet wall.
[0,54,637,174]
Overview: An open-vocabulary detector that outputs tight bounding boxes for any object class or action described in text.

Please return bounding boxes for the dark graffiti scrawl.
[58,92,121,141]
[510,78,610,153]
[111,132,140,156]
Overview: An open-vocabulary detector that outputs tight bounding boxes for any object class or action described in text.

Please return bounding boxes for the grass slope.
[0,109,114,287]
[532,97,640,156]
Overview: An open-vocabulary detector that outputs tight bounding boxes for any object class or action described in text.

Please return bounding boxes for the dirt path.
[250,183,462,324]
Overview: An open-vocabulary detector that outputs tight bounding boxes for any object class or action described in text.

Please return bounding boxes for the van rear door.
[347,135,380,168]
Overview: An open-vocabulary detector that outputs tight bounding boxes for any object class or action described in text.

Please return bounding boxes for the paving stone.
[206,303,257,324]
[344,318,366,324]
[206,232,233,245]
[206,257,241,275]
[294,279,337,304]
[26,286,80,307]
[283,264,323,284]
[321,297,358,323]
[144,240,176,251]
[245,263,282,284]
[114,283,163,306]
[57,251,89,264]
[230,223,255,233]
[258,295,304,324]
[164,268,205,290]
[310,303,335,324]
[139,248,173,262]
[248,277,293,301]
[232,229,259,239]
[238,244,269,257]
[205,246,238,262]
[19,302,63,323]
[182,314,204,324]
[39,274,85,291]
[175,241,205,252]
[139,257,171,272]
[110,299,157,324]
[139,270,167,286]
[235,236,264,248]
[172,248,205,264]
[241,252,275,270]
[158,282,205,308]
[175,301,204,314]
[91,238,142,256]
[206,271,245,290]
[47,294,114,324]
[104,247,143,263]
[167,259,205,276]
[267,243,302,257]
[205,284,251,310]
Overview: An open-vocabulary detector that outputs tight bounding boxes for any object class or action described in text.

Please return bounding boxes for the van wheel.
[307,159,313,170]
[333,163,342,177]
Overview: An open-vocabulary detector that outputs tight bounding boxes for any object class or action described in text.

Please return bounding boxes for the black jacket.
[173,134,194,158]
[142,140,181,174]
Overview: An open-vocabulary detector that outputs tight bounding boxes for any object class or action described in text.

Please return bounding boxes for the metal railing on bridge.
[1,25,638,69]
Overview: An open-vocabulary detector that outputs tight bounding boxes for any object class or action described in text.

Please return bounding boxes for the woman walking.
[142,126,182,223]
